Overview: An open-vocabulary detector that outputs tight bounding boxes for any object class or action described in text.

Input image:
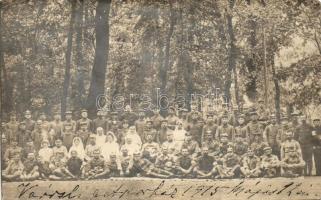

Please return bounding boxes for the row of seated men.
[2,131,305,181]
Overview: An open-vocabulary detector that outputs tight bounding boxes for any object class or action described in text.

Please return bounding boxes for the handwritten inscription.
[12,179,320,200]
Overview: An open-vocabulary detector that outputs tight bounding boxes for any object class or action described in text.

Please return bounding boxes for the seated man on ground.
[260,146,280,178]
[84,148,108,179]
[175,148,195,178]
[216,147,241,178]
[49,150,75,180]
[193,146,217,178]
[20,153,39,181]
[280,146,305,177]
[2,155,24,182]
[240,148,261,178]
[66,150,83,178]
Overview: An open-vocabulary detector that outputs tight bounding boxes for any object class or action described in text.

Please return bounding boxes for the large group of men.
[2,104,321,181]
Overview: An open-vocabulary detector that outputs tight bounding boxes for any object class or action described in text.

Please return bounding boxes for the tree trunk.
[271,60,281,123]
[86,0,111,117]
[0,0,10,117]
[245,15,258,101]
[225,0,236,109]
[75,0,85,110]
[161,0,176,91]
[61,1,76,118]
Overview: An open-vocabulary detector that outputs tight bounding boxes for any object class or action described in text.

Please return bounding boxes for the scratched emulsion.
[2,177,321,200]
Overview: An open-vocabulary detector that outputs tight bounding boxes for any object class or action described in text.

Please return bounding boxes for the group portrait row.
[2,103,321,181]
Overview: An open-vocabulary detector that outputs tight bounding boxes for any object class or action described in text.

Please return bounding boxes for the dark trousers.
[314,147,321,176]
[301,145,313,176]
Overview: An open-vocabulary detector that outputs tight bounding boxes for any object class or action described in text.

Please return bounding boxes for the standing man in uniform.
[247,110,264,145]
[92,109,107,133]
[6,113,19,144]
[23,110,35,133]
[296,115,313,175]
[62,111,76,150]
[312,118,321,176]
[76,109,92,132]
[264,114,281,157]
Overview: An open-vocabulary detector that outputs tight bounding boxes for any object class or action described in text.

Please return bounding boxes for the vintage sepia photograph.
[1,0,321,199]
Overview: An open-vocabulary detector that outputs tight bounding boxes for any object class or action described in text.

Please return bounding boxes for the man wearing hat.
[17,121,31,148]
[194,146,218,178]
[142,118,157,143]
[216,113,235,142]
[38,112,50,132]
[158,119,170,144]
[280,146,305,177]
[241,147,261,178]
[77,120,91,147]
[84,148,107,179]
[295,115,313,175]
[234,114,248,143]
[151,109,165,131]
[167,106,179,130]
[2,134,9,169]
[84,135,99,161]
[22,110,35,133]
[175,147,195,178]
[186,111,203,145]
[20,152,40,181]
[263,114,281,157]
[202,113,219,143]
[52,139,68,158]
[121,105,138,127]
[312,118,321,176]
[280,131,302,160]
[31,120,44,151]
[181,131,200,158]
[6,113,19,144]
[49,111,64,145]
[2,155,24,181]
[260,146,280,177]
[216,147,241,178]
[128,151,153,177]
[4,139,22,167]
[76,109,92,132]
[247,110,264,145]
[61,111,76,150]
[92,109,107,133]
[135,111,146,141]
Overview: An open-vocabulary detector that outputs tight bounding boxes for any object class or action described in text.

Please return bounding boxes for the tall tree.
[86,0,111,116]
[225,0,237,108]
[75,0,85,110]
[61,0,76,118]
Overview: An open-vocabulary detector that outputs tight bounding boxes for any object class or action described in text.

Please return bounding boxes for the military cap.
[270,114,276,119]
[89,134,96,138]
[291,111,300,117]
[249,110,258,116]
[281,116,288,121]
[263,146,272,151]
[25,110,31,115]
[65,111,72,115]
[238,114,245,119]
[221,133,228,137]
[81,109,87,113]
[161,119,168,122]
[313,118,320,121]
[180,108,189,113]
[185,131,191,136]
[20,121,26,125]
